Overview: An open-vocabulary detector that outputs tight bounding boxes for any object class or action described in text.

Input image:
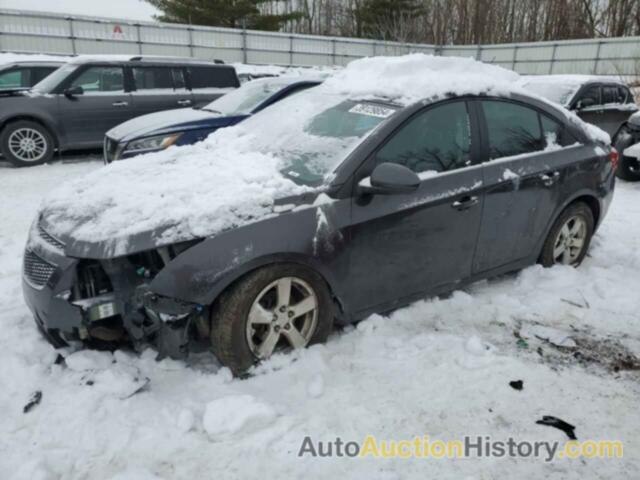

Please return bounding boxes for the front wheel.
[0,120,55,167]
[210,263,334,376]
[540,202,594,267]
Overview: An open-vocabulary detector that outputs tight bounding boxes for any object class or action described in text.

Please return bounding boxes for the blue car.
[104,77,322,162]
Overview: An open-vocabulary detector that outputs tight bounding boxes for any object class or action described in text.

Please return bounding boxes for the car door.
[599,84,638,137]
[473,99,578,274]
[573,84,603,128]
[129,65,194,116]
[188,65,239,108]
[346,100,485,314]
[57,65,133,147]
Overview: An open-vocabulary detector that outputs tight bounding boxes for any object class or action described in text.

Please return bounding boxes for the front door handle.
[177,99,192,106]
[452,195,479,211]
[112,101,128,107]
[540,171,560,187]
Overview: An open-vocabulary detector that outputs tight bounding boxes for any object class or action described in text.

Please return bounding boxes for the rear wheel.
[1,120,55,167]
[616,156,640,181]
[210,263,334,376]
[540,202,594,267]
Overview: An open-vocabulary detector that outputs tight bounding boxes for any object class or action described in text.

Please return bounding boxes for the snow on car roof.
[39,54,609,252]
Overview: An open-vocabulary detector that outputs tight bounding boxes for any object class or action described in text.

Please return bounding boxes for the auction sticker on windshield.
[349,103,396,118]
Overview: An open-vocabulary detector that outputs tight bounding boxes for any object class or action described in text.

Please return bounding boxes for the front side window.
[482,101,545,159]
[375,102,472,174]
[189,66,239,89]
[577,85,601,108]
[70,66,124,92]
[0,68,27,88]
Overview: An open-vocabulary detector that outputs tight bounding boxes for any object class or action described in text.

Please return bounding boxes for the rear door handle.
[540,171,560,187]
[452,195,479,210]
[112,101,128,107]
[177,99,192,106]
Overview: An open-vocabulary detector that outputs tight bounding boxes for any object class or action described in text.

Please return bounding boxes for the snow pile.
[2,161,640,478]
[323,53,519,105]
[203,394,277,439]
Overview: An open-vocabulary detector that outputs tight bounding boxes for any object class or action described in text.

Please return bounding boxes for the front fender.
[149,198,352,311]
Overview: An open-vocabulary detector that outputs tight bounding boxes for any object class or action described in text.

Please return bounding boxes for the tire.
[210,263,334,376]
[616,156,640,182]
[0,120,55,167]
[540,202,594,268]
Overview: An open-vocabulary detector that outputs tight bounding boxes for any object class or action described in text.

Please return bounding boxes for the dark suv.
[0,55,239,166]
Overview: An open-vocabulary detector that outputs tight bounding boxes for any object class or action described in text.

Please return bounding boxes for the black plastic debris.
[536,415,577,440]
[23,391,42,414]
[509,380,524,390]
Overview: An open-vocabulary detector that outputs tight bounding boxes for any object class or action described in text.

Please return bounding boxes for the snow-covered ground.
[1,159,640,479]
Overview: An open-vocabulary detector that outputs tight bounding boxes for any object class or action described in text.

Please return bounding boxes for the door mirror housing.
[64,85,84,97]
[358,163,420,195]
[576,98,596,110]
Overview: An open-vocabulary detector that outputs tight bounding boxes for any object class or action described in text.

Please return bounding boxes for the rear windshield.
[188,66,239,89]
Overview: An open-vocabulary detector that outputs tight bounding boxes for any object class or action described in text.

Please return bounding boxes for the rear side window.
[32,67,57,85]
[541,115,577,148]
[70,66,124,92]
[602,85,624,105]
[482,101,576,159]
[376,101,472,174]
[133,67,177,90]
[188,66,239,89]
[482,101,543,159]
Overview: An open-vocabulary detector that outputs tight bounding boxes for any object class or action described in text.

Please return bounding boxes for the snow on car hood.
[106,107,220,141]
[40,128,313,257]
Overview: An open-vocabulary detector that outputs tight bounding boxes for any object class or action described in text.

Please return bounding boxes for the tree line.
[146,0,640,44]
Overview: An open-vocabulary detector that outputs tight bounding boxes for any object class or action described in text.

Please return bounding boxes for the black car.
[520,75,638,138]
[0,60,64,91]
[613,111,640,181]
[0,55,239,167]
[23,62,616,376]
[104,77,322,162]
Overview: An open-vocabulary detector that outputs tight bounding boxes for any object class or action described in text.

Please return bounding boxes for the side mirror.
[358,163,420,195]
[576,98,595,110]
[64,85,84,97]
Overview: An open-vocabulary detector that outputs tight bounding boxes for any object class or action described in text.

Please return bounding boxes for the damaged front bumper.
[22,223,206,359]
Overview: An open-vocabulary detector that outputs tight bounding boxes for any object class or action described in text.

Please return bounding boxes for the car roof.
[67,55,232,67]
[1,61,65,68]
[521,74,627,87]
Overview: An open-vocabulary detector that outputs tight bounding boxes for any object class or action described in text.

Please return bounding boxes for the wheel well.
[210,260,346,322]
[1,116,58,148]
[571,195,600,226]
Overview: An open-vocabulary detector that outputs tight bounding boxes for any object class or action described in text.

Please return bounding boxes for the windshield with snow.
[521,80,580,106]
[233,90,398,186]
[203,79,297,115]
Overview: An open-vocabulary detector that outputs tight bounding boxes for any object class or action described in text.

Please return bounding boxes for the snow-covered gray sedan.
[23,55,616,376]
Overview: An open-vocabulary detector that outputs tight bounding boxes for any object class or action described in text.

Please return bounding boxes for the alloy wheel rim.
[553,215,587,265]
[8,128,47,162]
[245,276,318,360]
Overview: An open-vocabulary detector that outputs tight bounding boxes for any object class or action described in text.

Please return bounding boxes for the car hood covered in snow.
[38,54,608,259]
[106,107,226,142]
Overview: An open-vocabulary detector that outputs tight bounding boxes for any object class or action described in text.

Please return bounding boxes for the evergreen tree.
[145,0,302,31]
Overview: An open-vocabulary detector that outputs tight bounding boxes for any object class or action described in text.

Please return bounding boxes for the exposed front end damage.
[22,219,208,360]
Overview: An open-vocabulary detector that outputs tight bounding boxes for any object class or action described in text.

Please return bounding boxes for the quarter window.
[70,66,124,92]
[541,115,576,148]
[375,101,472,174]
[0,68,27,88]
